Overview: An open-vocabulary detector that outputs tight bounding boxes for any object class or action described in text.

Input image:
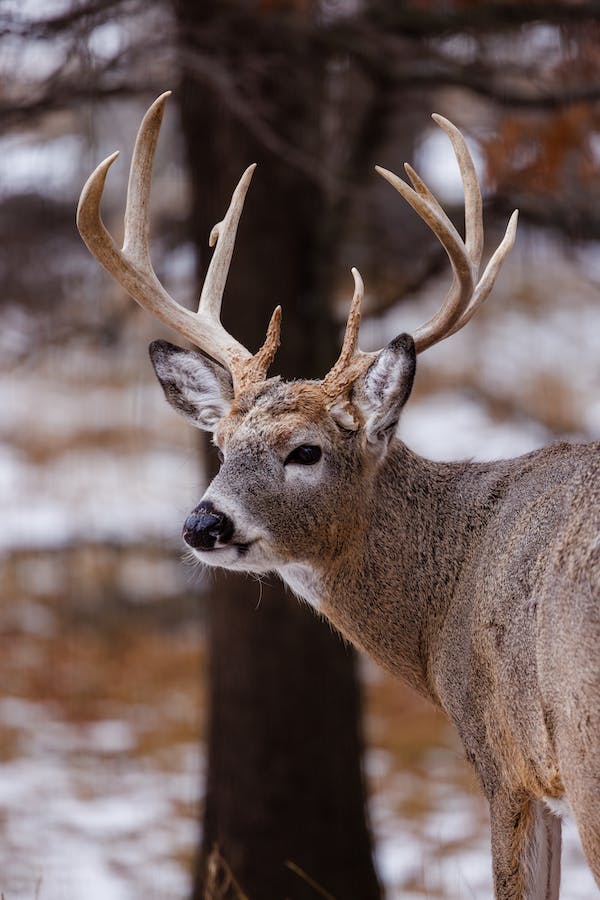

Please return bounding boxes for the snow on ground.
[0,595,205,900]
[0,697,201,900]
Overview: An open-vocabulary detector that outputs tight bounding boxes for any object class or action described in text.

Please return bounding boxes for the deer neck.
[316,441,493,701]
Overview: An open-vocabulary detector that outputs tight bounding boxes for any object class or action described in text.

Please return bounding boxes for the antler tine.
[431,114,483,268]
[236,304,283,393]
[322,268,377,400]
[78,93,280,394]
[445,209,519,339]
[122,91,171,262]
[200,164,256,320]
[335,267,364,370]
[196,162,283,388]
[375,115,517,354]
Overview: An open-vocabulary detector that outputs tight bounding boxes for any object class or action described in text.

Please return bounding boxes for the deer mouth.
[208,540,254,556]
[235,542,253,557]
[191,539,258,568]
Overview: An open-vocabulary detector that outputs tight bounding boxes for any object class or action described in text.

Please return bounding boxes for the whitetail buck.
[78,93,599,899]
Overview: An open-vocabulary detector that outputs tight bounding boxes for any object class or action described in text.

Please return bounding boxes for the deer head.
[77,93,517,577]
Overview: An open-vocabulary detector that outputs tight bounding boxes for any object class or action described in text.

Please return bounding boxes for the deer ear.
[354,333,416,445]
[149,340,233,431]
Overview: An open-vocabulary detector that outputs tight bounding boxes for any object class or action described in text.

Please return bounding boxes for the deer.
[77,93,600,899]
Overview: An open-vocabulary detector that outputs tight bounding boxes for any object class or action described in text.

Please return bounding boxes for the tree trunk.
[173,3,381,898]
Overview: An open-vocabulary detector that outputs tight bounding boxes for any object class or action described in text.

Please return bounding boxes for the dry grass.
[0,588,206,749]
[285,861,337,900]
[204,846,249,900]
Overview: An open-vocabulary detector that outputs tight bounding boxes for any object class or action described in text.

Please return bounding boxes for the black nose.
[183,502,234,550]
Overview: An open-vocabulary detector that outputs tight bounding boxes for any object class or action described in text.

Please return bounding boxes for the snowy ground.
[0,698,201,900]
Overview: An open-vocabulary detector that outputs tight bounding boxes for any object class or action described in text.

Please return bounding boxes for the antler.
[322,268,373,400]
[77,92,281,396]
[375,114,518,353]
[322,114,518,401]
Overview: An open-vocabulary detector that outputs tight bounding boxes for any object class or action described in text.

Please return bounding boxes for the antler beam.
[77,92,280,395]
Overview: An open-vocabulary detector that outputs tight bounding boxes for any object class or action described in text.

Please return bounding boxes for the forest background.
[1,1,600,898]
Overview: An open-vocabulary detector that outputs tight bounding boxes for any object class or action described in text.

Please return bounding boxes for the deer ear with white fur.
[149,340,233,431]
[353,333,416,445]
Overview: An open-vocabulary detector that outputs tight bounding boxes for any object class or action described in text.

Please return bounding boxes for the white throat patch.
[278,563,323,611]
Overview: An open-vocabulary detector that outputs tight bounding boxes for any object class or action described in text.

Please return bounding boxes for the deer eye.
[284,445,322,466]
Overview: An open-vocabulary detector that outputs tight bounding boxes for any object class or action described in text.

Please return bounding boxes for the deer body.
[318,439,600,805]
[77,94,600,898]
[179,369,600,898]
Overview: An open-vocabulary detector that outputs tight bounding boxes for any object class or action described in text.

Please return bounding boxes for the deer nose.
[183,502,234,550]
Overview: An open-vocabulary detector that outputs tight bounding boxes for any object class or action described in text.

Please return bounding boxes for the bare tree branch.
[0,0,136,38]
[330,1,600,38]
